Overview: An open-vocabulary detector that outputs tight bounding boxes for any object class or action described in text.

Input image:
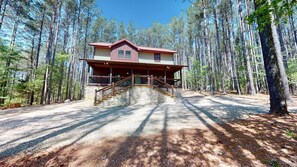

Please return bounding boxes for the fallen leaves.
[1,114,296,167]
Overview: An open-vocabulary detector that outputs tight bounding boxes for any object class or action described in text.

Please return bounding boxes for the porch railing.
[88,75,125,86]
[94,74,175,105]
[88,74,182,87]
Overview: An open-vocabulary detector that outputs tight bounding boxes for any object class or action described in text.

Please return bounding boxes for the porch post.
[111,82,115,95]
[132,74,134,86]
[94,89,97,105]
[151,75,154,86]
[110,67,112,84]
[179,69,182,88]
[147,67,150,85]
[87,73,89,86]
[164,70,167,83]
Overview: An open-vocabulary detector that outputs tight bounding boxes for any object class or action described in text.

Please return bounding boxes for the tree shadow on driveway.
[0,105,136,159]
[105,104,161,167]
[182,98,292,166]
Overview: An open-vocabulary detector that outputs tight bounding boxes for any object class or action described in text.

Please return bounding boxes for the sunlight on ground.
[0,93,296,167]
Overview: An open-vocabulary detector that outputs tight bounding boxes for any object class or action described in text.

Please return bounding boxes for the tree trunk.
[40,1,59,104]
[29,34,35,105]
[9,18,19,47]
[69,0,81,101]
[238,0,256,95]
[47,2,61,104]
[202,0,214,95]
[245,0,261,93]
[80,7,91,99]
[277,24,289,69]
[0,0,3,13]
[0,0,9,29]
[254,0,288,115]
[226,3,241,94]
[289,14,297,55]
[268,2,291,101]
[221,17,228,94]
[212,1,223,93]
[66,62,71,99]
[30,7,45,105]
[57,61,64,102]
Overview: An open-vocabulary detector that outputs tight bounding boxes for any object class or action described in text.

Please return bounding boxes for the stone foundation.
[85,85,181,107]
[100,86,176,107]
[85,85,102,102]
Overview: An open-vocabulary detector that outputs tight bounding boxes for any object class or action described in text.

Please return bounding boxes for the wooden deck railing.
[88,74,181,87]
[94,74,176,105]
[88,75,125,86]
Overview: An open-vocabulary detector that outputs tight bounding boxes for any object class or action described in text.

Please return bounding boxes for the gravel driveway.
[0,94,296,159]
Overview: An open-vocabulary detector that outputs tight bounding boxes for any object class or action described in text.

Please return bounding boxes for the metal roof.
[89,39,177,54]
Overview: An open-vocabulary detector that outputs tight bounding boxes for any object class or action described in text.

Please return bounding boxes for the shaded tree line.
[183,0,297,115]
[0,0,98,105]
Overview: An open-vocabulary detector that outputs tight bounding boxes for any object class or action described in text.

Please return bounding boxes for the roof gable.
[110,39,139,51]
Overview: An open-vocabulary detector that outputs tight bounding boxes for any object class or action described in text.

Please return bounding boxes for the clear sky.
[95,0,191,28]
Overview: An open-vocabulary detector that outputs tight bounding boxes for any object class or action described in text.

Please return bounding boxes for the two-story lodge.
[82,39,186,87]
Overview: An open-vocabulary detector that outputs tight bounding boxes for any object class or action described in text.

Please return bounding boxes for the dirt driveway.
[0,93,296,166]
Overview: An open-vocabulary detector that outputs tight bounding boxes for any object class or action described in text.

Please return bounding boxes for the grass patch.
[285,130,297,140]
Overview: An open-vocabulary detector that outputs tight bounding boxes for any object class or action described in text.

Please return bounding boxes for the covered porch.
[84,59,186,87]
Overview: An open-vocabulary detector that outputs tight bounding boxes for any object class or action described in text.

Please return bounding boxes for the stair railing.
[94,75,134,104]
[94,74,175,105]
[151,76,175,97]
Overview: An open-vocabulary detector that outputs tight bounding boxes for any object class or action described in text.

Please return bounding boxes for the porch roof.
[81,59,187,73]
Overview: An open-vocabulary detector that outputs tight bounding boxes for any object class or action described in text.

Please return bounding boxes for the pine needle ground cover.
[0,94,296,167]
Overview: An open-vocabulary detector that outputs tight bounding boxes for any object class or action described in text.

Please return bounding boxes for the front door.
[135,73,141,84]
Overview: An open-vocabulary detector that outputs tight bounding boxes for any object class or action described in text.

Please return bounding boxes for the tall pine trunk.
[57,61,65,102]
[29,34,35,105]
[254,0,289,115]
[268,3,291,101]
[30,7,45,105]
[69,0,81,100]
[40,1,59,104]
[202,0,214,95]
[289,14,297,55]
[0,0,9,29]
[238,0,256,95]
[226,3,241,94]
[211,0,223,93]
[79,7,91,99]
[47,2,61,104]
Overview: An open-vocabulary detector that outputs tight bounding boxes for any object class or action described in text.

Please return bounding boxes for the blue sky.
[95,0,191,28]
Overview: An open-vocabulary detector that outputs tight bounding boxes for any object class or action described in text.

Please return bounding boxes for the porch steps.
[153,87,173,97]
[94,75,176,106]
[95,85,173,106]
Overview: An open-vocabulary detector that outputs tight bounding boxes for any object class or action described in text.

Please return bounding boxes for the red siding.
[110,42,138,62]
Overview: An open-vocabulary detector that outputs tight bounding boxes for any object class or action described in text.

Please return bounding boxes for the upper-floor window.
[125,50,131,59]
[154,53,161,62]
[118,50,124,59]
[118,50,131,59]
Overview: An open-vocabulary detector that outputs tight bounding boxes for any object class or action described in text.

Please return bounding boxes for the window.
[118,50,124,58]
[125,50,131,59]
[154,53,161,62]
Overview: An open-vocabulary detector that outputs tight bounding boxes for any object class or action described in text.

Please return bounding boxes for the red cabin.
[83,39,186,87]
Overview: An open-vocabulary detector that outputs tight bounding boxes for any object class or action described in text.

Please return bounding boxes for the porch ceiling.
[81,59,187,73]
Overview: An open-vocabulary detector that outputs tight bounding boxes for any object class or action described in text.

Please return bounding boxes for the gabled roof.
[89,39,177,54]
[109,39,140,51]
